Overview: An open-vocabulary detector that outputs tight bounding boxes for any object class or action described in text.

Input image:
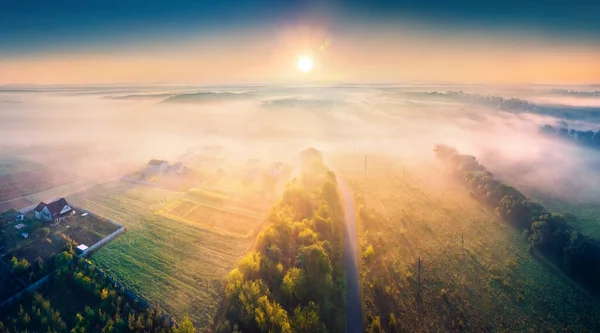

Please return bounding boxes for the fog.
[2,83,600,203]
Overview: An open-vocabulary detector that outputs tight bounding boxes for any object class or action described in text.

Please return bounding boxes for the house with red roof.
[34,198,73,222]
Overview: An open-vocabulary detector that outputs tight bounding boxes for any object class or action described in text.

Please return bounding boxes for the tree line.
[434,144,600,296]
[0,254,196,333]
[425,91,535,112]
[216,148,346,333]
[541,123,600,148]
[550,89,600,97]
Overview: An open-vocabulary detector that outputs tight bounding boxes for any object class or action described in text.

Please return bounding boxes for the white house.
[147,159,169,174]
[167,162,187,175]
[34,198,72,222]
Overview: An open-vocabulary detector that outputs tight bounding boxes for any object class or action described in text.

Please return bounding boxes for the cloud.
[1,83,600,206]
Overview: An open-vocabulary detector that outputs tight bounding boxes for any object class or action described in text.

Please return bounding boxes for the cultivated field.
[157,199,259,237]
[68,180,272,329]
[0,155,41,177]
[331,153,600,331]
[0,169,74,204]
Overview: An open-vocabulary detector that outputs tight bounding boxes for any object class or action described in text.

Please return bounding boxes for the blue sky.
[2,0,599,56]
[1,0,599,84]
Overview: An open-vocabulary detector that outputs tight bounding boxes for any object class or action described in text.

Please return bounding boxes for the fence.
[81,226,125,258]
[0,274,50,310]
[0,222,125,310]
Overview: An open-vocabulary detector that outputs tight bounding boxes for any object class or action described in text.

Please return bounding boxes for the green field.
[67,181,269,329]
[332,154,600,331]
[524,189,600,239]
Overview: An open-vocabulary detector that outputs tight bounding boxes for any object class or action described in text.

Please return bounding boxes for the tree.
[174,317,196,333]
[281,267,307,303]
[292,302,322,333]
[254,296,291,333]
[10,257,29,276]
[369,316,384,333]
[54,251,73,268]
[363,244,375,261]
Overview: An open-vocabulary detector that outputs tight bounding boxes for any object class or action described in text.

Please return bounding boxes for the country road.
[336,175,363,333]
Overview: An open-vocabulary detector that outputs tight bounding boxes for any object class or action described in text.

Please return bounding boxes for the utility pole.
[417,256,422,316]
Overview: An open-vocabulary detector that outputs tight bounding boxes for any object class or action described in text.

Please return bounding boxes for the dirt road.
[336,175,363,333]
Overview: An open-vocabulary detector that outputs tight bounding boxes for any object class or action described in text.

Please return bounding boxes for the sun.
[297,56,313,73]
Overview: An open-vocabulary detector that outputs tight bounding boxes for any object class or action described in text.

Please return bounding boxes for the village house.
[146,159,169,174]
[34,198,73,222]
[269,162,284,176]
[167,162,187,175]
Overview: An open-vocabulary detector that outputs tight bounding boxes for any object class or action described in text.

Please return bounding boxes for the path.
[336,175,363,333]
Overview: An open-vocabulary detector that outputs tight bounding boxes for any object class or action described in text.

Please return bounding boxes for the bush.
[363,244,375,261]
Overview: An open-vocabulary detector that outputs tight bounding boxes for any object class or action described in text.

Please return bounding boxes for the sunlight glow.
[297,56,313,73]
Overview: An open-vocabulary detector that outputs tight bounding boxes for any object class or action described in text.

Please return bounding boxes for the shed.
[76,244,89,253]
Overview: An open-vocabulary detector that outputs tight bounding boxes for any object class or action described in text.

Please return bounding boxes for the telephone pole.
[417,256,422,316]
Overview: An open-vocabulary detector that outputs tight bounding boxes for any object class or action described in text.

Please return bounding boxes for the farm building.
[147,159,169,174]
[76,244,89,254]
[34,198,72,222]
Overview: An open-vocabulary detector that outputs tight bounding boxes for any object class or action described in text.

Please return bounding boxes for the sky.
[1,0,600,85]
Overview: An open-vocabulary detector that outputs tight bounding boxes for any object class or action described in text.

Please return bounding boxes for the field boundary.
[81,226,125,258]
[0,274,50,310]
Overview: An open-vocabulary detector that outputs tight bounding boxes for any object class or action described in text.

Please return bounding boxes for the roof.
[34,202,47,212]
[148,159,167,166]
[77,244,88,251]
[47,198,69,216]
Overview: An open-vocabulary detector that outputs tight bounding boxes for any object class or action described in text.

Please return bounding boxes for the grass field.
[331,153,600,331]
[524,189,600,239]
[67,180,270,329]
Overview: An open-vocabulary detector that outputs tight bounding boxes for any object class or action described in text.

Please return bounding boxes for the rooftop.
[148,159,167,165]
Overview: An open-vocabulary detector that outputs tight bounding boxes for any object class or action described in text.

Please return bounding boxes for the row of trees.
[434,144,600,296]
[550,89,600,97]
[217,148,346,333]
[425,91,535,112]
[541,124,600,148]
[0,257,196,332]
